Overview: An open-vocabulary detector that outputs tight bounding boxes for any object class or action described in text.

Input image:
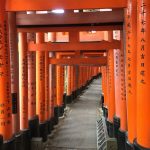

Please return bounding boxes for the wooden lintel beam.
[28,40,121,51]
[49,57,107,65]
[17,25,123,33]
[6,0,127,11]
[16,10,124,26]
[83,53,104,57]
[55,52,104,57]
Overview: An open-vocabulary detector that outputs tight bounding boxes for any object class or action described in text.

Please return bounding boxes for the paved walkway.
[48,78,102,150]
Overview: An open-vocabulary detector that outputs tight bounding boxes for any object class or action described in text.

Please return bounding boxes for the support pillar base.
[20,129,31,150]
[126,140,134,150]
[113,116,120,138]
[101,94,104,108]
[74,90,77,99]
[54,107,59,125]
[29,116,40,138]
[78,87,82,95]
[15,133,23,150]
[0,135,2,150]
[72,91,75,101]
[66,95,72,104]
[63,93,66,109]
[103,106,108,119]
[3,138,15,150]
[134,139,150,150]
[106,120,114,138]
[47,119,53,134]
[39,121,48,142]
[31,137,43,150]
[118,129,126,150]
[59,106,64,117]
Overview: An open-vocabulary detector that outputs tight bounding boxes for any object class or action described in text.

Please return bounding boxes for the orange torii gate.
[6,0,127,11]
[0,0,133,149]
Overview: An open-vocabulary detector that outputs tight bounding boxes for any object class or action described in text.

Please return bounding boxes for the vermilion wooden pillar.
[72,66,76,99]
[27,32,39,138]
[125,0,137,149]
[19,32,28,130]
[44,33,49,122]
[102,65,107,115]
[61,66,65,108]
[71,65,76,100]
[107,31,115,138]
[18,32,31,149]
[75,65,79,97]
[113,49,121,138]
[45,49,50,127]
[70,66,73,96]
[0,1,14,148]
[49,52,55,130]
[117,31,127,150]
[53,61,58,125]
[113,30,122,140]
[56,53,64,117]
[135,0,150,149]
[49,33,58,125]
[66,66,72,103]
[36,32,48,142]
[78,66,81,93]
[8,12,20,136]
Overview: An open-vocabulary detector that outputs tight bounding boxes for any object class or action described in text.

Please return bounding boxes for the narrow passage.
[49,78,102,150]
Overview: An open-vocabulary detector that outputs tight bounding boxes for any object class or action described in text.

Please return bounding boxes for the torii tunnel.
[0,0,149,150]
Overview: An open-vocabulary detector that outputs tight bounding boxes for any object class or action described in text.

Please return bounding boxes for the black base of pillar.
[103,106,108,119]
[72,91,75,101]
[76,89,79,97]
[39,121,48,142]
[0,135,3,149]
[54,107,59,125]
[74,90,77,99]
[81,86,84,92]
[0,135,3,150]
[134,139,150,150]
[113,116,120,138]
[66,95,72,104]
[106,120,114,138]
[3,138,15,150]
[78,87,82,95]
[20,129,31,150]
[118,130,126,150]
[59,106,64,117]
[126,140,135,150]
[101,94,104,107]
[15,133,23,150]
[63,93,66,109]
[29,116,40,138]
[83,85,86,91]
[51,117,55,129]
[47,119,53,134]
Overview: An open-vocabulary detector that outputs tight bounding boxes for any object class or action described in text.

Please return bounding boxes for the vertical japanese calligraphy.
[0,2,13,140]
[8,12,20,135]
[137,0,150,148]
[125,0,137,144]
[18,32,28,130]
[27,32,36,120]
[36,33,45,123]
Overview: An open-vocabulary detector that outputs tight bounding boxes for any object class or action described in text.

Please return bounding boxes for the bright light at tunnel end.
[52,9,64,14]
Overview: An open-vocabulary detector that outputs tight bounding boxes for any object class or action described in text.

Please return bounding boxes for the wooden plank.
[17,25,123,33]
[16,10,124,26]
[55,52,104,57]
[6,0,127,11]
[49,57,107,65]
[28,40,121,51]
